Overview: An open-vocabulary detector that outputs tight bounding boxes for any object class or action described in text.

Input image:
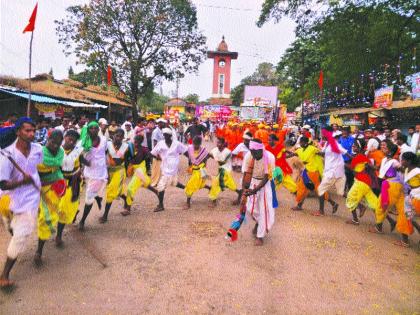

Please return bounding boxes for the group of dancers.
[0,116,418,288]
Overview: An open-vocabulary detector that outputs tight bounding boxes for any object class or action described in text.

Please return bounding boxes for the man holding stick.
[0,118,43,288]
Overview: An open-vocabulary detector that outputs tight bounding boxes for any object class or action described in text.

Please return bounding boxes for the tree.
[183,93,199,104]
[56,0,206,119]
[138,86,169,113]
[48,68,54,76]
[270,2,419,110]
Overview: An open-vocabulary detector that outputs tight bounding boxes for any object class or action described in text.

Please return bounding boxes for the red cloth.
[322,128,340,154]
[23,3,38,33]
[351,154,371,186]
[266,143,293,175]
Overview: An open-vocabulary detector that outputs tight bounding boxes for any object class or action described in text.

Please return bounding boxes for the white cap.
[162,128,172,135]
[156,118,167,123]
[333,130,342,137]
[98,118,108,125]
[303,124,311,129]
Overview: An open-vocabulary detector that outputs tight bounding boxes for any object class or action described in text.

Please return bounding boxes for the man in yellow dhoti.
[184,136,210,209]
[370,140,411,247]
[99,129,129,223]
[401,152,420,234]
[208,137,242,206]
[286,136,328,213]
[56,130,85,246]
[34,130,65,266]
[120,134,158,216]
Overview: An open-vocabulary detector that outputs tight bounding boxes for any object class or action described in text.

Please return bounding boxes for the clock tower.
[207,36,238,102]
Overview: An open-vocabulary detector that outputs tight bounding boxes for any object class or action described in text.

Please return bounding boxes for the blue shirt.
[339,136,354,162]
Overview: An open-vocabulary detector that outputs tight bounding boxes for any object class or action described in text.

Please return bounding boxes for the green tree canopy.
[56,0,206,119]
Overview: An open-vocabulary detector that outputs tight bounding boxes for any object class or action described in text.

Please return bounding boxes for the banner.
[373,85,393,108]
[240,106,273,121]
[195,105,238,120]
[243,86,278,107]
[408,72,420,100]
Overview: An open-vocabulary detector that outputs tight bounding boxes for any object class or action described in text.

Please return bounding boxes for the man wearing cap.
[151,128,188,212]
[98,118,110,139]
[242,139,276,246]
[0,118,43,288]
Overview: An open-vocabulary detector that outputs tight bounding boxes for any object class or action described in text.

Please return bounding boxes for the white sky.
[0,0,295,101]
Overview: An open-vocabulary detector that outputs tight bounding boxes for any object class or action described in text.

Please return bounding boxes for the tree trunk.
[131,94,138,121]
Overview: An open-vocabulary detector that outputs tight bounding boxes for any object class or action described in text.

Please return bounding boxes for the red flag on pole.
[318,70,324,90]
[107,65,112,86]
[23,3,38,33]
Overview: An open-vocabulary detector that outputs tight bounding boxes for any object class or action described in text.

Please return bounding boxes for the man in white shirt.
[208,137,242,206]
[409,124,420,155]
[151,128,187,212]
[242,139,276,246]
[55,117,70,134]
[315,127,352,216]
[98,118,110,140]
[0,118,43,288]
[152,118,166,148]
[78,121,108,230]
[397,134,414,161]
[366,126,386,153]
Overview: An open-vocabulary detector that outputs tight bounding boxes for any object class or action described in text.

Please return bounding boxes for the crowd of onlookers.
[0,112,418,158]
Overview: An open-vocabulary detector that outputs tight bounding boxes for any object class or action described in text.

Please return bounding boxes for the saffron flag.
[318,70,323,90]
[23,3,38,33]
[107,65,112,86]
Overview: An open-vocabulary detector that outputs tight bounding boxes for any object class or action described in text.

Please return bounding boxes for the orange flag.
[107,65,112,86]
[23,3,38,33]
[318,70,324,90]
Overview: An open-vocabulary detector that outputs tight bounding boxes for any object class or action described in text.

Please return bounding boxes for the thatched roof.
[0,74,130,107]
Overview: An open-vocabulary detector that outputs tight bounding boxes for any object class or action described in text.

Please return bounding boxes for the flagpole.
[27,31,34,117]
[108,85,111,121]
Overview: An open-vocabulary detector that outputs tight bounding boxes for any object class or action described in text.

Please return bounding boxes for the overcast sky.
[0,0,295,101]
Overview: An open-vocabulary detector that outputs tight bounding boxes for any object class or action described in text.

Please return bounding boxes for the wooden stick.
[72,228,108,268]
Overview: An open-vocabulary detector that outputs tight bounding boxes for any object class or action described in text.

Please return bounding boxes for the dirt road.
[0,142,419,314]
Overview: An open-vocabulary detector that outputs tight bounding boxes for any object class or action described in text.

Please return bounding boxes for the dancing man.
[208,137,242,206]
[151,128,187,212]
[100,129,129,223]
[184,136,211,209]
[78,121,108,230]
[121,134,158,216]
[242,139,275,246]
[34,130,65,265]
[0,118,43,287]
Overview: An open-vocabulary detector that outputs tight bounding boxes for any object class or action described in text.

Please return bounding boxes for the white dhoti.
[246,178,275,238]
[7,211,37,259]
[85,178,107,205]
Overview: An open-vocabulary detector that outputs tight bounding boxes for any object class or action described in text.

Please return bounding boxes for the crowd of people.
[0,113,419,289]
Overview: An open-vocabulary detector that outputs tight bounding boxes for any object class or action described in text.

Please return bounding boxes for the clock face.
[219,60,226,68]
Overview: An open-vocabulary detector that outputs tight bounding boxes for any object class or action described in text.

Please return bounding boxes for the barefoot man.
[242,139,276,246]
[0,118,43,288]
[151,128,188,212]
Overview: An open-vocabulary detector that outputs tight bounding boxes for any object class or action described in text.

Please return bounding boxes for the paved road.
[0,140,419,314]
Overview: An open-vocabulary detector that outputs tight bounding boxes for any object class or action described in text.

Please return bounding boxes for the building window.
[219,74,225,95]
